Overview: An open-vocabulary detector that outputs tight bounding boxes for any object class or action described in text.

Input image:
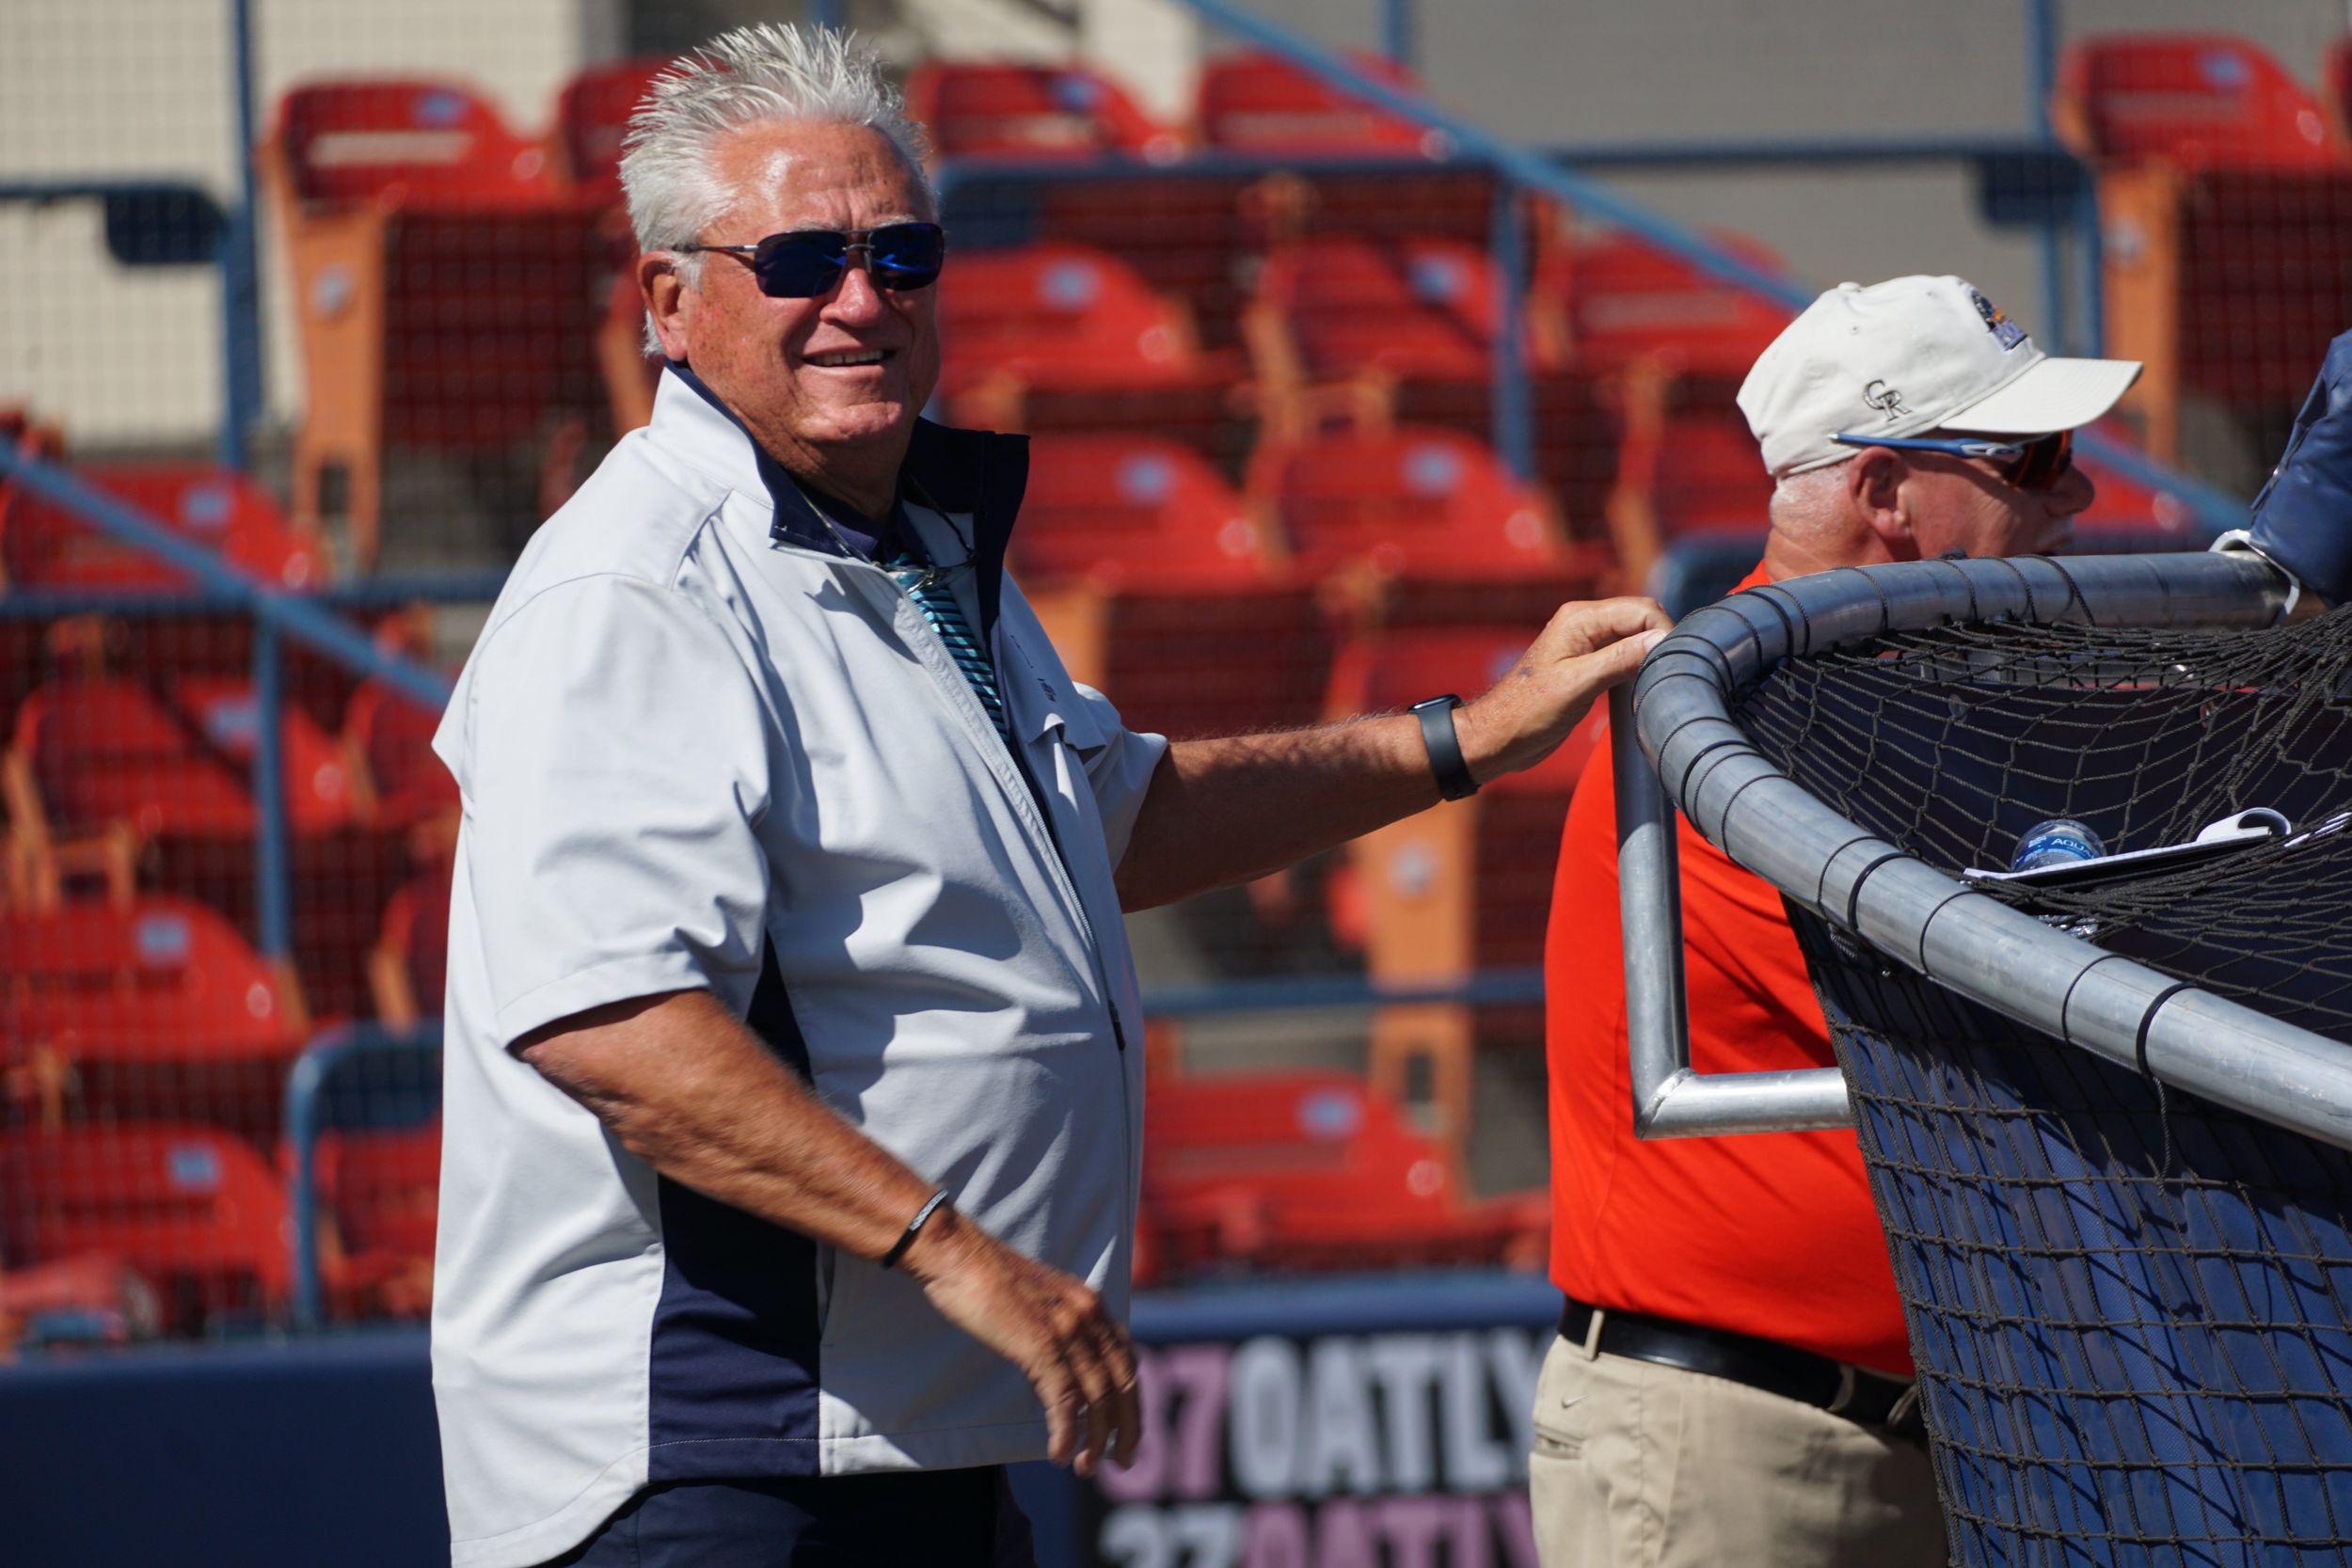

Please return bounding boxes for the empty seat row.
[865,52,1437,166]
[5,1054,1553,1342]
[0,1115,443,1342]
[264,68,668,565]
[2059,35,2352,467]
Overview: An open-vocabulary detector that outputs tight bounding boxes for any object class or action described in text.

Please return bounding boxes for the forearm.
[519,989,939,1265]
[1111,597,1672,911]
[1115,713,1441,910]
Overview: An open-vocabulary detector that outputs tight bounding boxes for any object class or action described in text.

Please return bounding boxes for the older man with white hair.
[428,24,1668,1567]
[1532,276,2139,1568]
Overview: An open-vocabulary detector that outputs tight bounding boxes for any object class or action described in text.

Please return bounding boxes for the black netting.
[1737,598,2352,1041]
[1728,592,2352,1565]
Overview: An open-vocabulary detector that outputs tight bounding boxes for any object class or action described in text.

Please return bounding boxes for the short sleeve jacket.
[429,370,1166,1568]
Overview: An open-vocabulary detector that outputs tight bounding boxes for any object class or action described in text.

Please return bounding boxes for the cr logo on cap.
[1863,380,1911,420]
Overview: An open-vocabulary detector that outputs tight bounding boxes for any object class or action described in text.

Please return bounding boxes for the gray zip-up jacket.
[430,368,1162,1568]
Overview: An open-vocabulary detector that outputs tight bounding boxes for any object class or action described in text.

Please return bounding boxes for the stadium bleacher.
[2,13,2342,1375]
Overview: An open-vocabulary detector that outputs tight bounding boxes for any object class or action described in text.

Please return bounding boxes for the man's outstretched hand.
[1453,596,1673,784]
[901,1207,1140,1479]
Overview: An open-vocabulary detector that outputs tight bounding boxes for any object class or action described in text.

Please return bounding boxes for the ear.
[1843,446,1916,558]
[641,252,692,363]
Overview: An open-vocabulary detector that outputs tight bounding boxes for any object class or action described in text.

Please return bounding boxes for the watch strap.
[1412,694,1479,801]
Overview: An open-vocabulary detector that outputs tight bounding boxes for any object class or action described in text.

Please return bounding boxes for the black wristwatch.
[1411,693,1480,801]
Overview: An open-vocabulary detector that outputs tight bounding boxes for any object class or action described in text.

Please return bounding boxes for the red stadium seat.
[1012,434,1273,583]
[1248,235,1508,391]
[310,1118,440,1319]
[554,56,668,198]
[905,61,1182,163]
[0,895,306,1071]
[1245,238,1593,483]
[1549,230,1792,380]
[1536,230,1788,581]
[367,863,452,1028]
[341,674,457,832]
[1604,388,1775,587]
[2056,34,2338,169]
[0,1251,161,1349]
[936,243,1242,403]
[262,79,611,567]
[9,675,253,842]
[1195,50,1432,154]
[2059,41,2352,459]
[168,676,357,834]
[0,463,324,594]
[1325,629,1607,1146]
[0,1123,292,1335]
[1246,424,1567,578]
[1012,436,1326,741]
[1140,1070,1545,1280]
[274,79,553,206]
[8,674,407,1025]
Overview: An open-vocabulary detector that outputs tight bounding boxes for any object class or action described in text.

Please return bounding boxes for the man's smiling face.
[667,118,940,508]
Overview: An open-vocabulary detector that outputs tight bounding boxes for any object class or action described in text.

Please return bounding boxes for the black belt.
[1559,1298,1923,1435]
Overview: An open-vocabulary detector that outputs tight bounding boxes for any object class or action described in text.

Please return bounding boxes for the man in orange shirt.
[1532,276,2141,1567]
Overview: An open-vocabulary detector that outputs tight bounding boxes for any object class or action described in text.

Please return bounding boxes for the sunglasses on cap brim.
[1829,430,2074,491]
[679,222,947,299]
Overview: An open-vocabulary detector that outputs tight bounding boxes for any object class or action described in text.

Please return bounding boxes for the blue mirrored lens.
[866,223,946,288]
[752,233,851,297]
[750,224,946,297]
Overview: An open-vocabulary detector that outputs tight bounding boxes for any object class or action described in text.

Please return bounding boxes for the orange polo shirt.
[1545,568,1913,1377]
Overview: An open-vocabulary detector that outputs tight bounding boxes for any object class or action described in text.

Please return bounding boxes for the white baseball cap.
[1737,276,2143,478]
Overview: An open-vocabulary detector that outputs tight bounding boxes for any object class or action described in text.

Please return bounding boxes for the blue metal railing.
[939,135,2101,498]
[221,0,264,469]
[0,448,459,962]
[284,1023,444,1330]
[1148,0,2244,534]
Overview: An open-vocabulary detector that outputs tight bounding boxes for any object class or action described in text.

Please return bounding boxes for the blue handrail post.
[1489,180,1535,483]
[808,0,844,31]
[2025,0,2069,352]
[284,1022,446,1331]
[218,0,264,471]
[1381,0,1414,73]
[252,616,292,971]
[284,1025,340,1331]
[2075,174,2105,356]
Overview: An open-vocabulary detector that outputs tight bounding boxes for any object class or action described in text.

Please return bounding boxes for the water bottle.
[2011,818,2106,874]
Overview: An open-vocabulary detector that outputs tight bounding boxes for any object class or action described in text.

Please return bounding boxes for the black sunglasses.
[679,222,947,299]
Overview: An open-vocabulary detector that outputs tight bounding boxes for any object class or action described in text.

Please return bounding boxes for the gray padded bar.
[1613,551,2352,1146]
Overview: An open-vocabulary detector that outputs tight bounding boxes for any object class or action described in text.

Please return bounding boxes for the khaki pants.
[1528,1331,1948,1568]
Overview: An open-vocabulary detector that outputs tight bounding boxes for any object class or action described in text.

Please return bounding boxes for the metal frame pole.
[1612,687,1854,1136]
[219,0,263,470]
[2025,0,2068,352]
[1619,552,2352,1150]
[1488,182,1534,483]
[1381,0,1414,72]
[252,616,291,968]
